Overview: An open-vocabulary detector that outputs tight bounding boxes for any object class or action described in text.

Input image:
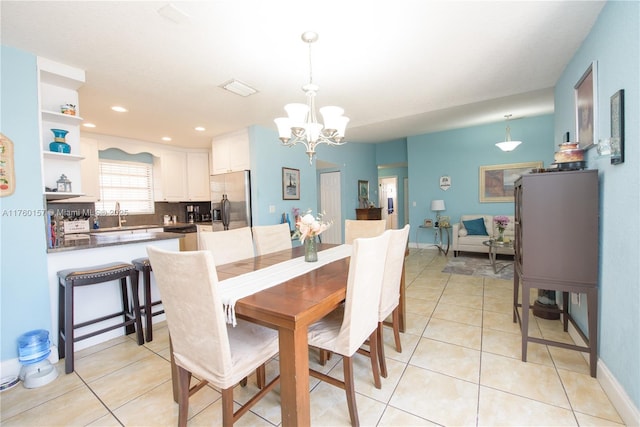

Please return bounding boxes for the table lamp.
[431,199,445,226]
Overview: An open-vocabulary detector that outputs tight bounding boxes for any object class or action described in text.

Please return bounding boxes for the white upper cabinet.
[156,149,210,202]
[211,128,250,175]
[159,150,188,202]
[39,57,86,201]
[186,151,210,201]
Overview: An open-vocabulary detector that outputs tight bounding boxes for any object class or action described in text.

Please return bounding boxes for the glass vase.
[497,228,505,242]
[304,237,318,262]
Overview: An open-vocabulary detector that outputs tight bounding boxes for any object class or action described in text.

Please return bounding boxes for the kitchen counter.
[48,231,183,253]
[47,232,181,353]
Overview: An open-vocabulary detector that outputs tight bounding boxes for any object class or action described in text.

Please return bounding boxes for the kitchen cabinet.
[211,128,250,175]
[159,150,188,202]
[186,151,210,201]
[155,150,210,202]
[39,57,86,201]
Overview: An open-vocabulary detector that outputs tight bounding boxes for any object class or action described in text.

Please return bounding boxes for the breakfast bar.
[46,231,182,353]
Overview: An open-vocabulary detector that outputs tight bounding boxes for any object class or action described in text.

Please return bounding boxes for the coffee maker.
[186,205,196,223]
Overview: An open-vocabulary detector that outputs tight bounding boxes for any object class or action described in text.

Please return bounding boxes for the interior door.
[378,176,398,229]
[320,171,342,244]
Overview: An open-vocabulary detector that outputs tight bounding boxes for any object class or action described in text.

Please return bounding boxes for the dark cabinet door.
[516,170,598,286]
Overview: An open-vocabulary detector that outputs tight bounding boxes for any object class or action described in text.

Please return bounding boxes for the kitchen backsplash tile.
[46,201,211,228]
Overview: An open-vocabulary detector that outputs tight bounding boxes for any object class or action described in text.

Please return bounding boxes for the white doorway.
[404,177,409,226]
[320,171,342,244]
[378,176,398,230]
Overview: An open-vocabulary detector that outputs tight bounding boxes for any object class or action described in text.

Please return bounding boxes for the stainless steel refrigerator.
[210,170,252,231]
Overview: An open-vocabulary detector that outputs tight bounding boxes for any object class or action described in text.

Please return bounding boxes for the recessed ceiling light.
[219,79,258,97]
[161,136,172,141]
[83,123,96,128]
[195,126,206,132]
[111,106,128,113]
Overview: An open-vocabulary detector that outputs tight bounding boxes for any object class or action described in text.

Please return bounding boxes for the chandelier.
[495,114,523,152]
[274,31,350,164]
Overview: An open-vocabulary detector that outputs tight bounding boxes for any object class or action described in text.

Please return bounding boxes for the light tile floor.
[0,249,625,426]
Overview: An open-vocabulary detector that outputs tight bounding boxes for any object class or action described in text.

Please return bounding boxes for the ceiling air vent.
[219,79,258,97]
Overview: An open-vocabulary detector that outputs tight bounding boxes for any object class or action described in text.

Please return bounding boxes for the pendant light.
[496,114,523,152]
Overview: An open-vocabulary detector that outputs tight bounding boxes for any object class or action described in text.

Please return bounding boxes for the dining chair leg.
[319,349,332,365]
[392,307,402,352]
[343,356,360,427]
[256,364,266,389]
[368,330,382,389]
[377,322,388,378]
[221,388,235,427]
[176,365,191,427]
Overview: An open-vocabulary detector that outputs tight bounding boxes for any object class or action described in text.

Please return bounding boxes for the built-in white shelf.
[42,151,85,161]
[44,192,86,201]
[42,110,83,124]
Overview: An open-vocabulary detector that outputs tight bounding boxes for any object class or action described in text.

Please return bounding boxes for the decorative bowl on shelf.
[60,104,76,115]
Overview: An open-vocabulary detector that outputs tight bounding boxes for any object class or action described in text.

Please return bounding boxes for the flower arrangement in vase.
[494,215,510,241]
[293,210,331,262]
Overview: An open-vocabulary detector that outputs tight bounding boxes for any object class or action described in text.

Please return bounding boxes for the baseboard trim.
[568,323,640,426]
[0,345,60,379]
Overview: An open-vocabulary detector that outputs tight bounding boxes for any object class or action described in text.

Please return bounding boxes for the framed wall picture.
[574,61,598,150]
[610,89,624,164]
[479,161,542,203]
[282,167,300,200]
[358,180,369,207]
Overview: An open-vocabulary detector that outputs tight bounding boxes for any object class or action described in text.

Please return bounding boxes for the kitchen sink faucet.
[115,201,126,228]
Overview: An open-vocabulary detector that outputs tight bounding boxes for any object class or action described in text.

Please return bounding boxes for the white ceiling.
[2,1,605,149]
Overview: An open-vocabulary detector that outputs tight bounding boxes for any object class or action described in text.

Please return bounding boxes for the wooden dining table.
[170,243,406,426]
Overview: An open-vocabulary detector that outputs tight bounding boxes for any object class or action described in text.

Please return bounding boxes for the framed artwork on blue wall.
[358,180,369,208]
[574,61,598,150]
[610,89,624,165]
[479,161,543,203]
[282,167,300,200]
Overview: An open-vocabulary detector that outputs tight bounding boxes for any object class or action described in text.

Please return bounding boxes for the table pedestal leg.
[278,326,310,426]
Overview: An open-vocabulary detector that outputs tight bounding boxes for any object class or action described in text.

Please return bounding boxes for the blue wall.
[0,46,51,360]
[406,115,554,243]
[248,125,318,230]
[554,1,639,408]
[248,125,378,239]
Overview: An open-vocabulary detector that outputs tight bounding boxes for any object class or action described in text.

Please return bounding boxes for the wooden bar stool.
[132,257,164,342]
[58,262,143,374]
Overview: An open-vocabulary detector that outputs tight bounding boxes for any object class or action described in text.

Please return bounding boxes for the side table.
[416,225,450,255]
[482,239,513,273]
[435,226,451,255]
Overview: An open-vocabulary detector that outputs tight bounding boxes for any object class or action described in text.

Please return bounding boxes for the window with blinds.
[96,159,154,214]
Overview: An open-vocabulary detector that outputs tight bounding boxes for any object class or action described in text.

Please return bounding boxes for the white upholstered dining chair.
[146,246,280,427]
[307,231,391,426]
[198,227,254,265]
[344,219,386,244]
[252,223,292,256]
[364,224,410,378]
